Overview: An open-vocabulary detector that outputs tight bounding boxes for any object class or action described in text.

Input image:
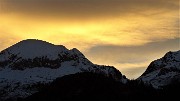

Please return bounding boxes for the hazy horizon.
[0,0,179,79]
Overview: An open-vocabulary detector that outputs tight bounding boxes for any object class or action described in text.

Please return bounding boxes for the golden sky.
[0,0,179,79]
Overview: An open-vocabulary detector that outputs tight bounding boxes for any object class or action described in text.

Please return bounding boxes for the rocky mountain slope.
[0,39,127,100]
[139,50,180,88]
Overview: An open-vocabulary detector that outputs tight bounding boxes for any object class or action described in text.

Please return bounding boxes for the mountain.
[1,39,179,100]
[0,39,127,100]
[139,50,180,88]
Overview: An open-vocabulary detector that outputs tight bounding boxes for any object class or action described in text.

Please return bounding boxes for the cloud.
[0,0,179,20]
[121,66,146,80]
[86,38,180,63]
[85,38,180,79]
[0,0,179,52]
[0,0,178,50]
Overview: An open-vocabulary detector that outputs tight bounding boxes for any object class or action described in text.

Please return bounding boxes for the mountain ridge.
[139,50,180,88]
[0,39,127,100]
[0,39,179,100]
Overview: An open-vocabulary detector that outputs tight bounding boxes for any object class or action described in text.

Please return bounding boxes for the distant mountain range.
[0,39,179,100]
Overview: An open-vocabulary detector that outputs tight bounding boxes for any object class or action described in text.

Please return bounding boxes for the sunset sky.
[0,0,179,79]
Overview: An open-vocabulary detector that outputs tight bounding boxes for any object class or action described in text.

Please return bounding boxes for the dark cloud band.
[1,0,178,19]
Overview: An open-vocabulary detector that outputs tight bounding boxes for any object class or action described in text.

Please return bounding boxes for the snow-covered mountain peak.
[163,50,180,63]
[70,48,85,58]
[0,39,127,100]
[139,50,180,88]
[0,39,68,59]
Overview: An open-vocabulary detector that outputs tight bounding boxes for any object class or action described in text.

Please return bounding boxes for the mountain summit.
[139,50,180,88]
[0,39,127,100]
[0,39,84,69]
[0,39,68,59]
